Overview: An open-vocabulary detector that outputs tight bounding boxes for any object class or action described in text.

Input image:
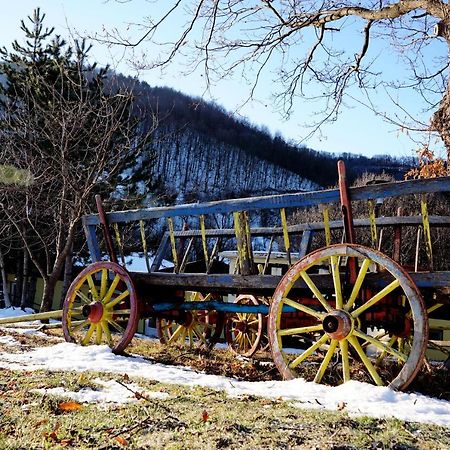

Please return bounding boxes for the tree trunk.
[14,255,23,307]
[0,249,12,308]
[60,244,73,309]
[430,27,450,172]
[20,248,29,309]
[40,275,56,313]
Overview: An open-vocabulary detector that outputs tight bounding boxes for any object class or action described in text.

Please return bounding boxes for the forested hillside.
[116,76,412,204]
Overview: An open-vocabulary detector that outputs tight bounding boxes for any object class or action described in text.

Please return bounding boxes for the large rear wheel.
[268,244,428,390]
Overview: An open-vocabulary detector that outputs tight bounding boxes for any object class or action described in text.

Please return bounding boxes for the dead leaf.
[115,435,128,446]
[202,410,209,422]
[58,401,83,412]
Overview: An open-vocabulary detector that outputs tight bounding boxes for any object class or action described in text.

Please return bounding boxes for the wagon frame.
[62,161,450,391]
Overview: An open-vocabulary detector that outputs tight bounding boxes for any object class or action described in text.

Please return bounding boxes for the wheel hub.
[322,310,353,340]
[82,301,104,323]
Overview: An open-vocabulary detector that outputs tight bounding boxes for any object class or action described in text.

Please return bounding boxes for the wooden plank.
[83,177,450,226]
[83,221,101,262]
[150,232,170,272]
[130,270,450,294]
[298,230,313,257]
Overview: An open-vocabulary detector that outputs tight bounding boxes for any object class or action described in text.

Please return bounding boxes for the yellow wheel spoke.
[299,270,332,312]
[75,290,91,305]
[248,319,260,326]
[282,297,325,320]
[289,334,329,369]
[168,324,185,344]
[71,319,90,333]
[81,323,96,345]
[95,323,103,345]
[101,320,113,347]
[105,290,129,309]
[314,339,338,383]
[107,319,125,334]
[353,328,407,362]
[100,269,108,299]
[340,339,350,382]
[192,326,208,345]
[330,255,343,309]
[86,275,99,301]
[352,279,401,318]
[376,335,397,365]
[103,275,121,304]
[345,258,372,311]
[348,335,383,386]
[278,324,323,337]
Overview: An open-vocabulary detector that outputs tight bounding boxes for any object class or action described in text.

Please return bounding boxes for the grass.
[0,328,449,449]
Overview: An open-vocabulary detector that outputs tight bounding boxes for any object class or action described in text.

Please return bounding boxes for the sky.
[0,1,447,158]
[1,307,450,427]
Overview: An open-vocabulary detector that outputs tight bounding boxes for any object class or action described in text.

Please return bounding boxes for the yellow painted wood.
[106,289,130,309]
[368,199,378,248]
[353,328,407,362]
[278,324,324,336]
[348,335,383,385]
[314,339,338,383]
[86,275,99,301]
[282,297,325,319]
[280,208,291,265]
[139,220,151,272]
[340,339,350,382]
[352,279,400,318]
[421,195,433,269]
[330,255,343,309]
[345,258,372,310]
[289,334,329,369]
[299,270,332,312]
[200,215,209,268]
[167,217,179,272]
[112,223,126,265]
[103,275,121,304]
[0,309,65,324]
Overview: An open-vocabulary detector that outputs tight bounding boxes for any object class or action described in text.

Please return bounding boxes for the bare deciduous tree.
[0,10,155,312]
[100,1,450,164]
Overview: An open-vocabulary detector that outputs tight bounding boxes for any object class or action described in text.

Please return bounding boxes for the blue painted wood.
[83,221,101,263]
[151,232,170,272]
[83,177,450,226]
[299,230,313,257]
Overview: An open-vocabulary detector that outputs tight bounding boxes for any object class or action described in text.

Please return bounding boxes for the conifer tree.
[0,9,153,311]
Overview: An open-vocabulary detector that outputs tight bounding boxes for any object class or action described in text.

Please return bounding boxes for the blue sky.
[1,1,446,158]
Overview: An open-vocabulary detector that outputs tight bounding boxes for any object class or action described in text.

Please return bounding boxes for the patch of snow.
[0,342,449,427]
[0,335,19,347]
[32,378,169,405]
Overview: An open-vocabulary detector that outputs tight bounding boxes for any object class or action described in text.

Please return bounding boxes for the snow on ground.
[1,307,450,427]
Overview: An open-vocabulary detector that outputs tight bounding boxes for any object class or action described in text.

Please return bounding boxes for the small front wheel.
[62,261,139,353]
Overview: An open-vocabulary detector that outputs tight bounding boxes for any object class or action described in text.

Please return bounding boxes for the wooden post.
[233,211,255,275]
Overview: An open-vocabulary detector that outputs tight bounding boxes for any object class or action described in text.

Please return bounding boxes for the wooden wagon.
[61,161,450,391]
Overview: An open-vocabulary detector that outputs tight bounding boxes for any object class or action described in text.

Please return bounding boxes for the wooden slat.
[83,177,450,226]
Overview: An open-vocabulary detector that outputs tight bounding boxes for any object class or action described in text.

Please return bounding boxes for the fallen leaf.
[115,435,128,446]
[202,410,209,422]
[58,401,83,412]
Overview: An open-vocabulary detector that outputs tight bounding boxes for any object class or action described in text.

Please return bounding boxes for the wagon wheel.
[268,243,428,390]
[157,292,224,349]
[226,294,264,357]
[62,261,139,354]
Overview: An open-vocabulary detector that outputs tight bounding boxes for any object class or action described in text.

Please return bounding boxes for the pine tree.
[0,9,153,312]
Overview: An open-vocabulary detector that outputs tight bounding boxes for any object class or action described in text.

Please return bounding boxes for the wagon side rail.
[82,176,450,274]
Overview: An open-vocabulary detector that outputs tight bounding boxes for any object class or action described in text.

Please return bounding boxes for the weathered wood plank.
[83,177,450,226]
[130,270,450,294]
